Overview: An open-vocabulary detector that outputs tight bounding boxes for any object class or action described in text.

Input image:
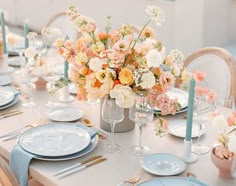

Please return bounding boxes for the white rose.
[211,115,228,131]
[89,57,104,72]
[24,47,37,59]
[110,85,135,108]
[145,49,163,68]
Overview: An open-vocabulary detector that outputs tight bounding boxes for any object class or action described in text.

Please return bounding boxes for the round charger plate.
[0,87,15,106]
[138,177,206,186]
[168,119,207,138]
[141,153,186,176]
[8,56,22,67]
[0,94,20,110]
[17,123,91,157]
[48,107,83,122]
[0,67,14,74]
[154,88,188,113]
[0,75,12,86]
[34,135,98,161]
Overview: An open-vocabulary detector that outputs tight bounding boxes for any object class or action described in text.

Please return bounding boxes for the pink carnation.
[193,70,206,82]
[195,86,208,96]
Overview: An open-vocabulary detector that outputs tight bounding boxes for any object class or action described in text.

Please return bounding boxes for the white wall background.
[0,0,235,56]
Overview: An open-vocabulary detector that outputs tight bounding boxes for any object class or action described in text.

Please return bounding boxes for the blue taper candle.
[1,11,7,54]
[185,78,196,141]
[24,20,29,48]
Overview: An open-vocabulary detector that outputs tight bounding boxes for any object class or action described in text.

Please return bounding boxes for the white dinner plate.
[0,67,15,74]
[168,119,207,138]
[0,87,15,106]
[0,75,12,86]
[138,177,208,186]
[0,94,20,110]
[48,107,84,122]
[155,88,188,113]
[141,153,186,176]
[18,123,91,157]
[8,56,22,67]
[34,135,98,161]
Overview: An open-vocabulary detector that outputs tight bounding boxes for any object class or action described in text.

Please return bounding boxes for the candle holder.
[58,85,75,103]
[180,139,198,163]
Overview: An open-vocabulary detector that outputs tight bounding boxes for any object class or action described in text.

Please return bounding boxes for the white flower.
[172,64,181,76]
[110,85,135,108]
[169,49,184,68]
[88,57,105,72]
[41,27,62,43]
[135,68,155,89]
[211,114,228,131]
[27,32,38,40]
[145,49,164,68]
[146,6,165,26]
[24,47,37,59]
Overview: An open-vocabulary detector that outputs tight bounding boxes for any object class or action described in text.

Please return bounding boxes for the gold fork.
[117,172,142,186]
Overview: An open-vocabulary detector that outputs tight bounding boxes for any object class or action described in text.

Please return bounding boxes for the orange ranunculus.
[119,68,134,85]
[112,80,121,88]
[98,32,111,40]
[79,65,89,76]
[93,78,103,88]
[151,67,163,78]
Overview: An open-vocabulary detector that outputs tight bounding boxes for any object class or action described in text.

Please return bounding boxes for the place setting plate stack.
[16,123,99,161]
[0,86,20,110]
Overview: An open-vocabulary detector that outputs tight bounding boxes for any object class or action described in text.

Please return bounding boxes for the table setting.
[0,5,236,186]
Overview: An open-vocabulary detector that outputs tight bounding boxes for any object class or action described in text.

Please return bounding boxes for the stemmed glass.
[129,92,154,156]
[42,55,61,108]
[192,96,209,154]
[20,58,39,107]
[101,96,124,153]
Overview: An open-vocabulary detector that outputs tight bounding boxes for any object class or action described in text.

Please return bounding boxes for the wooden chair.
[183,47,236,102]
[46,12,80,40]
[0,155,43,186]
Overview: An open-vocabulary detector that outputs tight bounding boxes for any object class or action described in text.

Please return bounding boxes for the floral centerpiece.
[55,5,191,112]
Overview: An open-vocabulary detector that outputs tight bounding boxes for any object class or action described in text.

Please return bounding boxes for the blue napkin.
[10,123,98,186]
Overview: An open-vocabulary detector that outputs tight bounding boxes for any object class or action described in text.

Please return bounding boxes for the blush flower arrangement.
[55,5,191,114]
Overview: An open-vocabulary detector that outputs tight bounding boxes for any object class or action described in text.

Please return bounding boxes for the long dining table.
[0,69,236,186]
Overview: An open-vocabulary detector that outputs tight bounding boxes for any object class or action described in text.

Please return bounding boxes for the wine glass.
[101,96,124,153]
[42,55,61,108]
[129,92,154,156]
[20,58,39,108]
[192,96,209,154]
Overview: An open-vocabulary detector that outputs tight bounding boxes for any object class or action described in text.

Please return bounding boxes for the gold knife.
[54,155,103,176]
[57,157,107,178]
[0,109,20,116]
[0,111,23,119]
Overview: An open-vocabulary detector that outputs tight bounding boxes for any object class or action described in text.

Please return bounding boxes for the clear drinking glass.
[42,57,61,108]
[192,96,209,155]
[101,96,124,153]
[20,59,39,108]
[129,92,154,156]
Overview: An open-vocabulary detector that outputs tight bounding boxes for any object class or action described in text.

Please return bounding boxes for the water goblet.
[192,96,209,155]
[129,92,154,156]
[101,96,124,153]
[20,59,39,108]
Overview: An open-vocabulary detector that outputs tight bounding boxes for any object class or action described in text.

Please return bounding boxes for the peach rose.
[119,68,134,85]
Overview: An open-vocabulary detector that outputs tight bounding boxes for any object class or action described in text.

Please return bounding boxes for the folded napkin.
[10,123,98,186]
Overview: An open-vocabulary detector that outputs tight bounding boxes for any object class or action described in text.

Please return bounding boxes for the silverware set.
[0,124,38,141]
[54,155,107,178]
[0,109,23,119]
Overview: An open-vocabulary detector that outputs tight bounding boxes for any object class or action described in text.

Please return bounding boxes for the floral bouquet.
[55,5,192,115]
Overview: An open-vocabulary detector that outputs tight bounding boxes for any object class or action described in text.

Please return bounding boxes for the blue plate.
[138,177,208,186]
[141,153,186,176]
